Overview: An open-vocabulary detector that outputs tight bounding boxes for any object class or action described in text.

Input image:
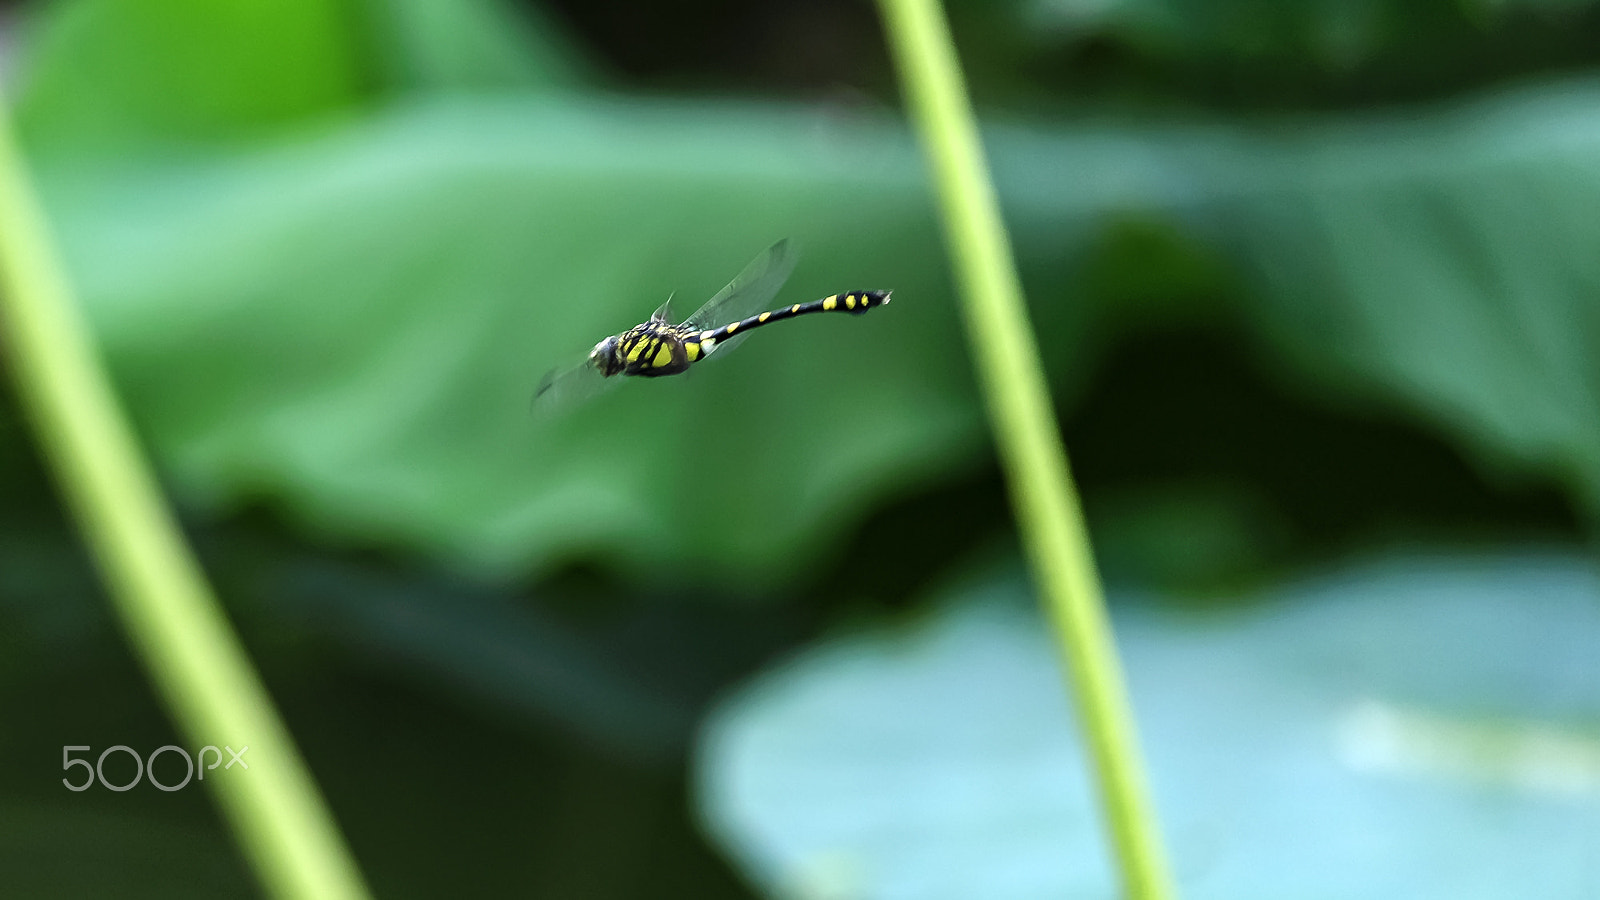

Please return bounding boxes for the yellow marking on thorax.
[685,341,702,362]
[823,295,837,311]
[652,342,674,368]
[625,338,649,363]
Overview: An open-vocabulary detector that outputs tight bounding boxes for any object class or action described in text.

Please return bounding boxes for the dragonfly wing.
[532,358,619,415]
[682,239,799,333]
[649,292,676,325]
[706,329,755,357]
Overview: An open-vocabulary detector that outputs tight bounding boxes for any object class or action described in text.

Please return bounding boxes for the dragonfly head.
[589,334,622,376]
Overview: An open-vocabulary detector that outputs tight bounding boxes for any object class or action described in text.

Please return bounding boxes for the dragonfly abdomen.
[690,290,891,357]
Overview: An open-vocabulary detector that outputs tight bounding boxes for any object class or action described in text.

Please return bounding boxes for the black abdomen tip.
[835,290,892,315]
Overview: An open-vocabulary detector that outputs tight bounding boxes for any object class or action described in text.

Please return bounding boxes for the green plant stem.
[875,0,1176,896]
[0,102,370,898]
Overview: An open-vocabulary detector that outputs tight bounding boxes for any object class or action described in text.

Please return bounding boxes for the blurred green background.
[2,0,1598,896]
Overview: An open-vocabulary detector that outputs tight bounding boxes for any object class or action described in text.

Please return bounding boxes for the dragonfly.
[535,240,892,407]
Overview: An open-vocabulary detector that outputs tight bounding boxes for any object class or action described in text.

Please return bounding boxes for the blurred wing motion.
[533,357,619,413]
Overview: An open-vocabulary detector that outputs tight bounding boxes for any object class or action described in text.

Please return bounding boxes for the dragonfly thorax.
[599,321,696,378]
